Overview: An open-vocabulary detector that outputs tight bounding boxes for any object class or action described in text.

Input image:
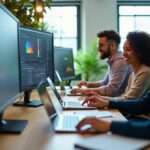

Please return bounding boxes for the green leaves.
[1,0,52,30]
[75,40,107,81]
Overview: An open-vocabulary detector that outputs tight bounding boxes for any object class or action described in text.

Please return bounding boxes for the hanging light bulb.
[2,0,6,3]
[35,0,43,13]
[39,17,43,23]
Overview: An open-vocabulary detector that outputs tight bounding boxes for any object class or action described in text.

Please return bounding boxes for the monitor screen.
[19,27,54,91]
[0,4,20,112]
[54,47,75,81]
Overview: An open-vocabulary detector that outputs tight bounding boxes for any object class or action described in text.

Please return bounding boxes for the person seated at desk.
[76,91,150,139]
[73,31,150,100]
[72,30,131,97]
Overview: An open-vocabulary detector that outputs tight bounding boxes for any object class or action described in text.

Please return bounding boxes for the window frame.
[117,1,150,49]
[46,0,81,50]
[117,1,150,31]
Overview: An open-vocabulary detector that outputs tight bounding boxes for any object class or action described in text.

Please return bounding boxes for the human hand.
[71,88,97,96]
[76,117,111,133]
[78,81,87,88]
[82,95,109,109]
[71,88,82,95]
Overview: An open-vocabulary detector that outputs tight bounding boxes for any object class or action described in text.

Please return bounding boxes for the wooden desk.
[0,104,126,150]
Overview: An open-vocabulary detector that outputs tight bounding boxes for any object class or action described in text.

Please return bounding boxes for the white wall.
[81,0,117,49]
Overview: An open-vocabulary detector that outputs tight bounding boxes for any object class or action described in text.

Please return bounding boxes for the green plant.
[75,40,107,81]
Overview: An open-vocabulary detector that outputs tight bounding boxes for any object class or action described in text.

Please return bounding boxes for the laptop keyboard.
[65,101,82,107]
[62,116,79,129]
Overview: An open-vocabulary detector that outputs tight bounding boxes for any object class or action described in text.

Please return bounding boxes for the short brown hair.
[97,30,121,46]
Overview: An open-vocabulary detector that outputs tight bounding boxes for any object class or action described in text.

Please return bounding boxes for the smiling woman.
[123,40,137,65]
[110,31,150,100]
[126,31,150,67]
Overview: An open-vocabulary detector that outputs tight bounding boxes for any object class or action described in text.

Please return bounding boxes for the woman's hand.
[78,81,88,87]
[71,88,97,96]
[82,95,109,109]
[76,117,111,133]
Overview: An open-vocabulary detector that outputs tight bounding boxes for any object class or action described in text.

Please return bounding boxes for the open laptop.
[55,70,69,91]
[47,77,95,110]
[55,70,82,96]
[37,79,112,133]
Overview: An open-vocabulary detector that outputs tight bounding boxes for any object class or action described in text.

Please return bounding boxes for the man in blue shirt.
[72,30,131,96]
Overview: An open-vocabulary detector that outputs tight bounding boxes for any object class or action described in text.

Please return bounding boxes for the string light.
[35,0,43,13]
[39,17,43,23]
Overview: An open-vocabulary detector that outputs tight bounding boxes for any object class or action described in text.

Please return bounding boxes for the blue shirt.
[110,91,150,139]
[99,51,132,96]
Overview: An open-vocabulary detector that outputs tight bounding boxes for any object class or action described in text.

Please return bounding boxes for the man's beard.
[100,48,111,59]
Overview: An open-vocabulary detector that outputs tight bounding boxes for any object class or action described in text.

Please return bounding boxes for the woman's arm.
[111,120,150,139]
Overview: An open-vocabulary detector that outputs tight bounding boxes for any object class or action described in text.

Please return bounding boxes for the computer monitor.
[54,47,75,82]
[0,4,27,133]
[15,27,54,107]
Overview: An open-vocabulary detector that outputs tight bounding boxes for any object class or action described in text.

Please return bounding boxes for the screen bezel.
[0,4,21,113]
[19,26,54,91]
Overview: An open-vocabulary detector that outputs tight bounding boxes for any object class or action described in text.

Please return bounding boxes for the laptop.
[47,77,95,110]
[55,70,82,96]
[37,79,112,133]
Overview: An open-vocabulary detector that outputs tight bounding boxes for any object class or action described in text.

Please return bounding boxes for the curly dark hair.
[97,30,121,46]
[127,31,150,66]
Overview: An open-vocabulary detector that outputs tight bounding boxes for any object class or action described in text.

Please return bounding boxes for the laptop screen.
[47,77,63,103]
[37,81,57,119]
[55,70,62,83]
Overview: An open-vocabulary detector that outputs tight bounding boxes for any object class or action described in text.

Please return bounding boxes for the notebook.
[47,77,95,110]
[74,134,150,150]
[37,79,112,133]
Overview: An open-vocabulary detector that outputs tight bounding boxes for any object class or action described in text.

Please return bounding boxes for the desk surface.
[0,91,130,150]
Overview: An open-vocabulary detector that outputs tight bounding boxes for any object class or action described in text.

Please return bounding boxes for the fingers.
[78,81,87,87]
[72,88,97,97]
[82,100,98,108]
[87,91,97,95]
[82,96,95,105]
[76,117,96,131]
[82,95,98,105]
[82,89,92,95]
[76,117,111,133]
[71,88,81,94]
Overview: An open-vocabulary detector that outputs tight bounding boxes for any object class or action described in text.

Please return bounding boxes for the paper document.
[75,134,150,150]
[73,110,112,118]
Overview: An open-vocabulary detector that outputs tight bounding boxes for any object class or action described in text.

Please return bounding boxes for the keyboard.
[62,116,79,129]
[65,101,82,107]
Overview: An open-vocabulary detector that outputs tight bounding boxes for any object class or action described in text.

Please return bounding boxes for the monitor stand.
[64,80,73,92]
[0,112,27,134]
[68,80,72,89]
[14,90,43,107]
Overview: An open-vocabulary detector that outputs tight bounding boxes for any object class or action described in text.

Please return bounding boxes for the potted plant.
[74,40,107,81]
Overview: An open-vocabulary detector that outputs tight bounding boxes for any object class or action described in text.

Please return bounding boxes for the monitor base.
[0,120,28,134]
[13,100,43,107]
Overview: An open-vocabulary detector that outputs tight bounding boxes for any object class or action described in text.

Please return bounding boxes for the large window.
[118,2,150,50]
[44,3,80,54]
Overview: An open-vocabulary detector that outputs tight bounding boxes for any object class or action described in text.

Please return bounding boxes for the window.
[44,2,80,54]
[118,1,150,50]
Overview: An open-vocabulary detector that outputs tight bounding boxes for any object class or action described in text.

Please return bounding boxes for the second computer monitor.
[54,47,75,81]
[19,27,54,91]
